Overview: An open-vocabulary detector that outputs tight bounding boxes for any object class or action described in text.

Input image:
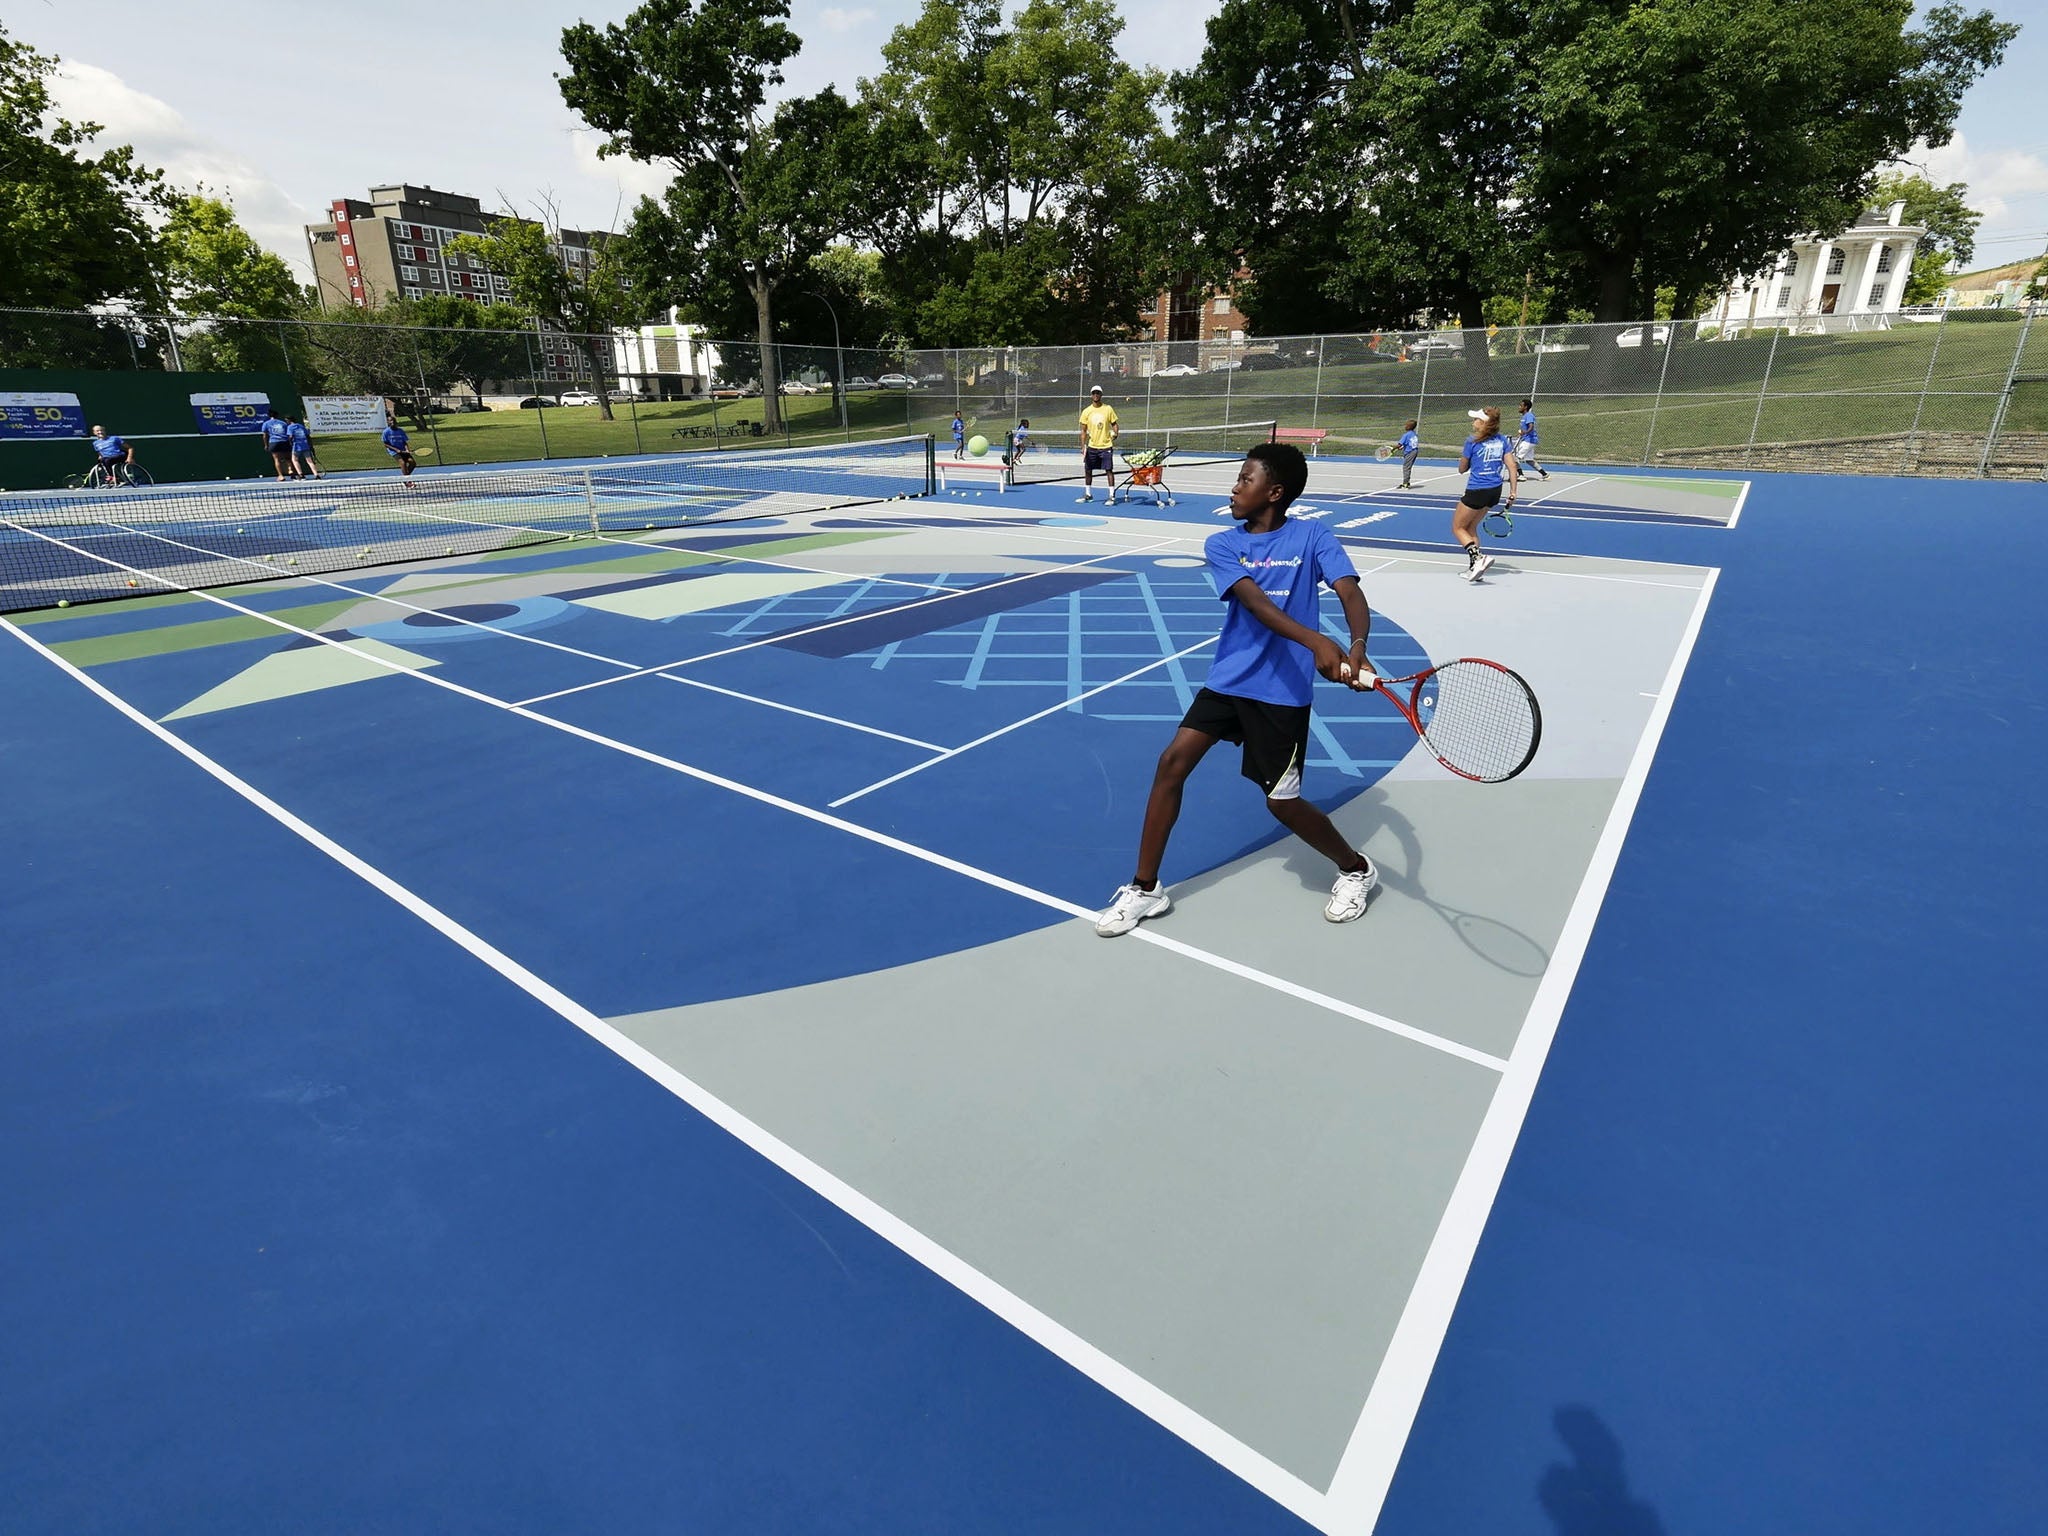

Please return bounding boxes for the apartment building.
[305,185,612,383]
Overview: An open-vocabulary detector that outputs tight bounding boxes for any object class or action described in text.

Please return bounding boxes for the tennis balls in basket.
[966,434,990,457]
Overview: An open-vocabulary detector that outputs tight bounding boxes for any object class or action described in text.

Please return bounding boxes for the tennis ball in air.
[57,599,70,608]
[967,434,990,457]
[126,580,138,588]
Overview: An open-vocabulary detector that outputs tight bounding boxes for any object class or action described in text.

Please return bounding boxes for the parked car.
[437,397,488,412]
[779,379,819,395]
[710,383,747,399]
[845,376,877,389]
[1407,335,1462,353]
[1236,351,1296,371]
[918,372,947,384]
[606,387,646,402]
[877,372,917,388]
[558,388,601,406]
[1615,324,1672,347]
[1153,363,1199,378]
[516,395,556,409]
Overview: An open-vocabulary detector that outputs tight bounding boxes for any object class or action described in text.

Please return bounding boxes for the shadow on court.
[1538,1406,1668,1536]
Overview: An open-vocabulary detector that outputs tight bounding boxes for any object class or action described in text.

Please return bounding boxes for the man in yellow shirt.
[1077,385,1119,502]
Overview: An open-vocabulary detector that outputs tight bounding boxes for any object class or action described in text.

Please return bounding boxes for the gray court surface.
[610,538,1715,1491]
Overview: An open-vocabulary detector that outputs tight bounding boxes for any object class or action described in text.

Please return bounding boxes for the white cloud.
[567,128,673,223]
[1909,133,2048,257]
[820,7,879,31]
[49,60,321,282]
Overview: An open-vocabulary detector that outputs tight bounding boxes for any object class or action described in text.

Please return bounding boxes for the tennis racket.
[1375,444,1394,462]
[1483,496,1513,538]
[1345,657,1541,783]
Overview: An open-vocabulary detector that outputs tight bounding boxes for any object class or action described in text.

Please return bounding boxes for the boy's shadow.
[1277,788,1553,977]
[1538,1406,1667,1536]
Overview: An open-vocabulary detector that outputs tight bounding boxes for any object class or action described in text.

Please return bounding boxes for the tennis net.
[1005,420,1278,484]
[0,434,936,613]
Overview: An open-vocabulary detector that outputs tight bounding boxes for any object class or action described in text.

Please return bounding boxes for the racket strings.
[1417,660,1540,783]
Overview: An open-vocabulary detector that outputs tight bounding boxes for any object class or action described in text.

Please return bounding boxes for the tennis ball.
[57,599,70,608]
[967,434,990,457]
[126,579,138,588]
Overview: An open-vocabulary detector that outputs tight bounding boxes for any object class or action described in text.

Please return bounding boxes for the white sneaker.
[1465,551,1493,582]
[1078,492,1094,502]
[1096,881,1171,936]
[1324,858,1378,923]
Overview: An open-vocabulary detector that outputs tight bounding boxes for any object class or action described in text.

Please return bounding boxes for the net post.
[583,468,600,536]
[1310,341,1324,431]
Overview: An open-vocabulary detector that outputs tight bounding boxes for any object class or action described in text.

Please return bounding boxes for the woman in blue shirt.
[1456,407,1518,582]
[1515,398,1549,480]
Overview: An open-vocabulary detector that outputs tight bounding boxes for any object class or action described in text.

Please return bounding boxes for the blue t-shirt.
[382,426,410,452]
[261,417,293,447]
[1466,435,1511,489]
[951,418,965,444]
[92,434,128,461]
[1398,430,1418,455]
[1202,517,1358,708]
[288,423,311,450]
[1518,410,1538,444]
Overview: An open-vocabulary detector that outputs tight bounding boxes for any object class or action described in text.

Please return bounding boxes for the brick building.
[305,185,613,385]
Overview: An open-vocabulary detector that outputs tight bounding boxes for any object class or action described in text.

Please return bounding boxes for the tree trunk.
[1593,261,1633,325]
[753,276,782,432]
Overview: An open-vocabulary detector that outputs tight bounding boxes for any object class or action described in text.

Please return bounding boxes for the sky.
[17,0,2048,287]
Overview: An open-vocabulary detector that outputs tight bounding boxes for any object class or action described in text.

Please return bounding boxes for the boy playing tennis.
[951,411,966,457]
[381,419,417,484]
[1004,417,1032,467]
[1515,398,1549,480]
[1397,419,1420,489]
[1096,441,1379,935]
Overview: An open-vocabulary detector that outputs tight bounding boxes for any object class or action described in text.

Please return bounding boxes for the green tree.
[561,0,876,429]
[447,207,642,420]
[1523,0,2017,323]
[1871,170,1985,303]
[1170,0,1521,336]
[0,22,173,317]
[160,193,306,372]
[404,295,536,403]
[863,0,1175,347]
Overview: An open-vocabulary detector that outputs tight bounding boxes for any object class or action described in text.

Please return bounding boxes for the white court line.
[0,611,1337,1533]
[513,535,1182,708]
[1728,479,1751,529]
[1516,472,1603,507]
[653,672,946,753]
[5,518,1497,1074]
[827,556,1403,810]
[828,637,1219,807]
[1320,567,1721,1535]
[52,515,925,751]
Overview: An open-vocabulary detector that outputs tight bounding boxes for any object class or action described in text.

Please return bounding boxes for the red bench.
[1274,427,1330,455]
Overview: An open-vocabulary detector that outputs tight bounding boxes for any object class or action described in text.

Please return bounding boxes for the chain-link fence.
[5,305,2042,480]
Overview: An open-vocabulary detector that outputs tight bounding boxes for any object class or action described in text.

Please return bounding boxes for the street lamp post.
[801,291,850,439]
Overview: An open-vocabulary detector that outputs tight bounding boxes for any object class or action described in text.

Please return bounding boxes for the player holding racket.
[1397,418,1420,489]
[1096,441,1380,935]
[1515,398,1549,480]
[1456,407,1517,581]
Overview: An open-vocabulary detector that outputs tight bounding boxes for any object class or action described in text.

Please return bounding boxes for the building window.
[401,265,420,282]
[1875,244,1893,273]
[344,253,357,268]
[1213,296,1232,315]
[1776,284,1793,311]
[395,222,414,239]
[1826,248,1845,276]
[1870,282,1888,308]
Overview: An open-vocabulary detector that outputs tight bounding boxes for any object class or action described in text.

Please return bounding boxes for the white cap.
[1467,408,1487,419]
[1090,385,1104,395]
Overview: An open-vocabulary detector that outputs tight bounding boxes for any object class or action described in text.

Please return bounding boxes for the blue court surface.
[3,452,2043,1534]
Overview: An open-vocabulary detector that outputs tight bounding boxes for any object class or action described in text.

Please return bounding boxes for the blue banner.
[0,391,88,439]
[190,391,271,434]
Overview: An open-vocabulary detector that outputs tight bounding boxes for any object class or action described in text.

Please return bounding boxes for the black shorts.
[1462,484,1503,510]
[1084,445,1115,473]
[1181,687,1311,799]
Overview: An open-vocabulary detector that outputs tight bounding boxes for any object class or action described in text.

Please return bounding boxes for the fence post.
[1641,326,1677,466]
[1224,347,1234,424]
[1417,346,1431,440]
[411,331,446,466]
[1905,308,1948,465]
[1743,329,1780,468]
[1311,341,1325,430]
[526,331,551,459]
[1976,306,2035,479]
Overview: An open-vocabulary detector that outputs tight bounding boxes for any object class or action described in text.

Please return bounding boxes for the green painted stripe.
[1594,475,1746,499]
[51,599,361,667]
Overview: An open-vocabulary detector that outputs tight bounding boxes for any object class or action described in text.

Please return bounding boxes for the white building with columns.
[1705,203,1926,326]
